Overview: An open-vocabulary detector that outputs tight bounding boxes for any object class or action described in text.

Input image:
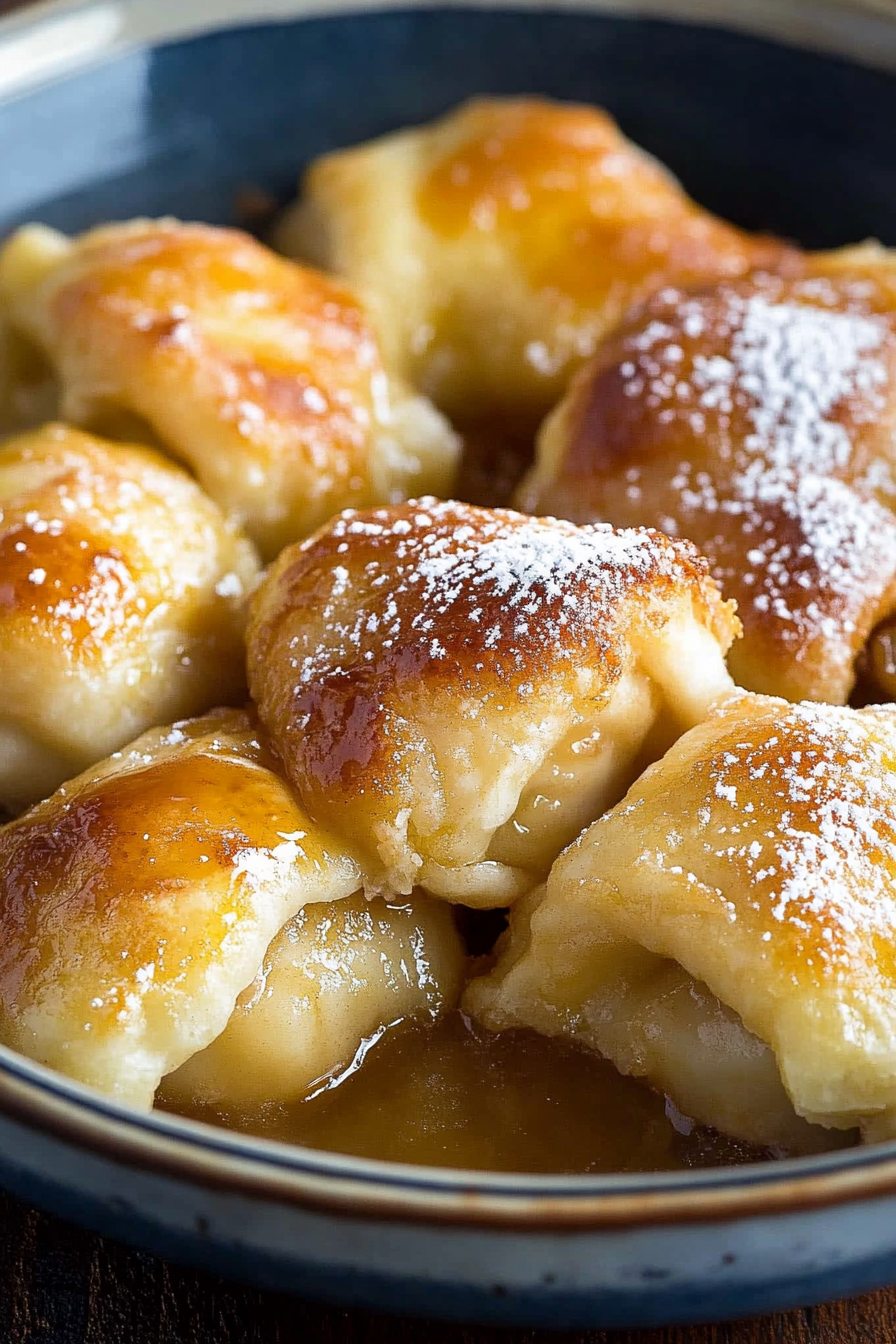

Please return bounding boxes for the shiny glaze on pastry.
[466,693,896,1149]
[248,498,739,903]
[0,709,363,1108]
[0,423,259,812]
[278,97,797,434]
[521,266,896,702]
[161,889,466,1109]
[0,220,459,560]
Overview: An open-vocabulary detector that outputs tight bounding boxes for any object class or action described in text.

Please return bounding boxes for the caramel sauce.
[164,1012,772,1174]
[417,100,791,308]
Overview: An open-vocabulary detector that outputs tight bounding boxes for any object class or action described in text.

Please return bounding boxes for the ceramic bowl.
[3,0,896,1329]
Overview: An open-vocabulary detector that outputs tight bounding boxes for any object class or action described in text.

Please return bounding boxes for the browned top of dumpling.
[417,99,795,307]
[0,422,259,807]
[49,219,380,446]
[0,720,294,995]
[0,708,362,1106]
[0,422,254,666]
[557,693,896,1023]
[522,270,896,702]
[248,499,737,858]
[469,691,896,1133]
[684,697,896,988]
[1,220,411,558]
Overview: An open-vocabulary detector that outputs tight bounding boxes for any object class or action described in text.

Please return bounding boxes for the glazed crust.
[248,498,739,903]
[0,220,459,560]
[521,265,896,703]
[0,423,260,813]
[278,97,797,433]
[466,694,896,1146]
[0,709,363,1108]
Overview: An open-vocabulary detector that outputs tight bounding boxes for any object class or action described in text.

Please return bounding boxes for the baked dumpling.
[278,97,796,435]
[247,499,740,905]
[0,709,363,1108]
[161,889,466,1109]
[520,268,896,703]
[466,693,896,1150]
[0,423,260,814]
[0,220,459,560]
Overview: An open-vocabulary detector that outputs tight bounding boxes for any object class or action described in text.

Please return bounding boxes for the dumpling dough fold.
[0,423,260,813]
[520,259,896,703]
[0,220,459,559]
[161,889,466,1110]
[278,96,797,435]
[466,693,896,1150]
[248,498,739,903]
[0,709,362,1108]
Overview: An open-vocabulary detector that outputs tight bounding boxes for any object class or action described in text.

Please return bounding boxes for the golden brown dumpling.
[0,423,260,814]
[161,889,466,1109]
[466,693,896,1150]
[247,499,739,905]
[278,97,796,435]
[0,709,363,1108]
[0,220,459,560]
[521,267,896,703]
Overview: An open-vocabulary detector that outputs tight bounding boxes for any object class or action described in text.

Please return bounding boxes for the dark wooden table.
[2,1181,896,1344]
[2,0,896,1340]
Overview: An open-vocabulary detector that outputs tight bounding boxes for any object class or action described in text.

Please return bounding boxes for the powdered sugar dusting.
[613,275,896,645]
[717,474,896,645]
[697,291,888,480]
[291,499,720,690]
[695,699,896,977]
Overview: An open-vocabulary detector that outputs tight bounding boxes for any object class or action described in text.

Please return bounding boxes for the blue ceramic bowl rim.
[1,0,896,106]
[4,0,896,1229]
[7,1035,896,1227]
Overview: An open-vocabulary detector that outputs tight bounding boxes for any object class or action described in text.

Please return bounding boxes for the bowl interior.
[3,5,896,1197]
[2,7,896,246]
